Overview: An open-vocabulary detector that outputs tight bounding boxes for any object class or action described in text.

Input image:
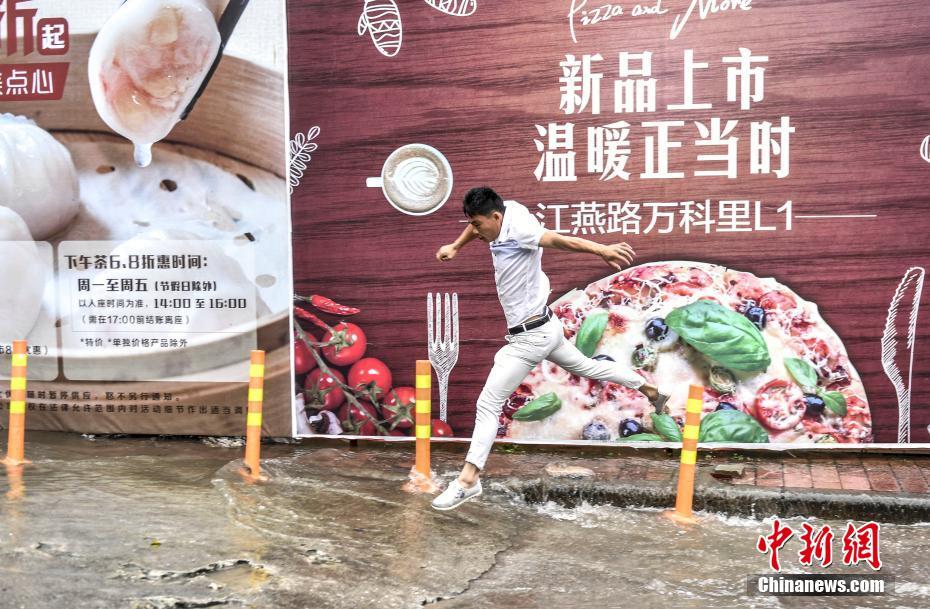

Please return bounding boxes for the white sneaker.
[431,479,483,511]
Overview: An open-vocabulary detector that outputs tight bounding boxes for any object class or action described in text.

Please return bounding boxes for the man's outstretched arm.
[436,225,479,262]
[538,231,636,270]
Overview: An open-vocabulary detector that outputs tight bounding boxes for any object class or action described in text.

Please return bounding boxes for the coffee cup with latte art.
[366,144,453,216]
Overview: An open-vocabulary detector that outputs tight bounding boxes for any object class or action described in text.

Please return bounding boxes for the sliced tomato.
[667,283,696,296]
[725,271,766,302]
[786,337,837,378]
[604,278,643,305]
[629,264,671,282]
[801,337,840,375]
[844,396,870,423]
[667,268,713,296]
[787,312,816,337]
[802,337,831,360]
[838,396,872,443]
[681,267,714,286]
[759,290,797,312]
[753,379,806,431]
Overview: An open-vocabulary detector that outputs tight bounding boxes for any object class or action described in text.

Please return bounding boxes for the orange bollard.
[241,350,267,481]
[666,384,704,525]
[2,340,29,467]
[415,360,431,478]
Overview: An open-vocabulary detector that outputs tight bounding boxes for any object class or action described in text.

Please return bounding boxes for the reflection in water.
[5,463,24,501]
[0,433,928,609]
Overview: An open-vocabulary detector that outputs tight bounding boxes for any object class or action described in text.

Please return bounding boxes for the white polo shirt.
[489,200,550,328]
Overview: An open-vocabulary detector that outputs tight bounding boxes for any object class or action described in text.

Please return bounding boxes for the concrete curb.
[501,477,930,524]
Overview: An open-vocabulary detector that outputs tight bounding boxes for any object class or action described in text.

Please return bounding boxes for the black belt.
[508,307,552,335]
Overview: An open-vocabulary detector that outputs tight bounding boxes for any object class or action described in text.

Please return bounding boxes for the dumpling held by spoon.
[88,0,220,167]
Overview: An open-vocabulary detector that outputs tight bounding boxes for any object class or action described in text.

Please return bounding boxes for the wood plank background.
[287,0,930,443]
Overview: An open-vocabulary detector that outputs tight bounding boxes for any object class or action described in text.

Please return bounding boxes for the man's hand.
[599,242,635,270]
[436,244,459,262]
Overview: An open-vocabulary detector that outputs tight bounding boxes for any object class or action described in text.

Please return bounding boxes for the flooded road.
[1,433,928,608]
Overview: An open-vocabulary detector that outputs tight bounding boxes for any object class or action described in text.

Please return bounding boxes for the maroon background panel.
[287,0,930,442]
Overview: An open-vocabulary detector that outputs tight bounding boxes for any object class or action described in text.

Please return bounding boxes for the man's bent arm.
[539,231,636,270]
[451,225,479,250]
[436,225,479,262]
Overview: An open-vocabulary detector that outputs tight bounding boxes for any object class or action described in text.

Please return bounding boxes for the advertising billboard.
[0,0,294,436]
[290,0,929,448]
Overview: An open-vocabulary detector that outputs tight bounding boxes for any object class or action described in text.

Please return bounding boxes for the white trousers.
[464,315,645,470]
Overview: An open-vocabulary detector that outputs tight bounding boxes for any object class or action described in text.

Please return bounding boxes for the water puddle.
[0,433,926,608]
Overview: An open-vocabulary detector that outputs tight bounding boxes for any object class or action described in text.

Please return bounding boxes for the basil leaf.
[665,300,771,372]
[575,310,609,357]
[512,392,562,421]
[821,391,848,417]
[698,410,769,443]
[784,357,818,391]
[650,413,683,442]
[617,433,665,442]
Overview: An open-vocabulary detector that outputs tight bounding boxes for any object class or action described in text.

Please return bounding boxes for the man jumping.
[431,186,669,511]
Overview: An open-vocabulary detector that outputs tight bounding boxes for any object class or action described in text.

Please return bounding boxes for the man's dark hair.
[462,186,505,217]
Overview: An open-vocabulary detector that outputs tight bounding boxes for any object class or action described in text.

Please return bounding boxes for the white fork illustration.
[427,292,459,422]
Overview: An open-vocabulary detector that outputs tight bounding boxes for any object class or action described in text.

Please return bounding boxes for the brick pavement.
[702,455,930,494]
[321,438,930,496]
[469,444,930,496]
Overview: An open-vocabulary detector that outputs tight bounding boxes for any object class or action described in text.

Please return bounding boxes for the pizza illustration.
[501,261,872,445]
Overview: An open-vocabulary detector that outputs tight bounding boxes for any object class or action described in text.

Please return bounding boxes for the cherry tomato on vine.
[431,419,454,438]
[293,337,317,376]
[348,357,393,397]
[304,368,346,411]
[383,386,415,430]
[322,322,367,366]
